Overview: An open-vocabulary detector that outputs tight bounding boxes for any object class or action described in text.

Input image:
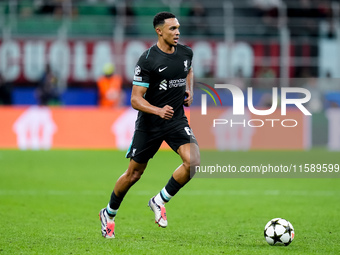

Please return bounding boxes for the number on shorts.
[184,127,193,136]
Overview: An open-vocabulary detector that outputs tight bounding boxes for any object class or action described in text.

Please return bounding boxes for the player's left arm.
[184,67,194,107]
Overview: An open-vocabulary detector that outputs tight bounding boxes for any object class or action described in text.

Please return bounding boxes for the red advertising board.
[0,106,310,150]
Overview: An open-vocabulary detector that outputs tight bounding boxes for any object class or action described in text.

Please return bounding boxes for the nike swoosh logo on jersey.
[159,67,168,72]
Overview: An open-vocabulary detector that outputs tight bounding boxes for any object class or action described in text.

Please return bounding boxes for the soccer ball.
[264,218,295,246]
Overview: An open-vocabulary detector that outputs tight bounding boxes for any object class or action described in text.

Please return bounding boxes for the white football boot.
[148,197,167,228]
[99,208,115,238]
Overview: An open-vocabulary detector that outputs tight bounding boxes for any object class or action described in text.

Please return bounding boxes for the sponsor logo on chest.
[159,78,187,90]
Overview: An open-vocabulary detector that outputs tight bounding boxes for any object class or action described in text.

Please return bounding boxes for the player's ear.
[155,26,162,36]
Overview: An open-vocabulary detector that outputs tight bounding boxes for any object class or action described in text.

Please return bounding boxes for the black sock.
[161,176,183,201]
[107,191,123,217]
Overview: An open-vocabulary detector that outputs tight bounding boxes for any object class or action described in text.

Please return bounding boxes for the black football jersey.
[132,44,193,132]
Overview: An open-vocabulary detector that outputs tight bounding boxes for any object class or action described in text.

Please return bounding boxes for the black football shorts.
[126,124,198,164]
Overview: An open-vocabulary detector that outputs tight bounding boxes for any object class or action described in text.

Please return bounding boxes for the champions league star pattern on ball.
[264,218,295,246]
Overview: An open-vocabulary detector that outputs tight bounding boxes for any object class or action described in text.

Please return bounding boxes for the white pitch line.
[0,189,338,197]
[0,190,106,196]
[135,190,339,196]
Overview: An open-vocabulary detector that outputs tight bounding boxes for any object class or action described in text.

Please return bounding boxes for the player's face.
[159,18,180,46]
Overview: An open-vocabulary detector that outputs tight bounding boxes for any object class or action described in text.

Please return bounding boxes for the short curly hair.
[153,12,176,28]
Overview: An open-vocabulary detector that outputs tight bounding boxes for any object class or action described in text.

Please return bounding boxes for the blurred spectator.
[110,0,137,35]
[35,64,61,106]
[254,66,277,88]
[124,0,137,35]
[252,0,282,36]
[0,74,12,105]
[287,0,320,37]
[315,0,332,19]
[35,0,77,18]
[295,66,312,79]
[317,0,335,39]
[35,0,58,14]
[97,63,123,107]
[256,66,276,78]
[188,1,209,36]
[18,0,35,18]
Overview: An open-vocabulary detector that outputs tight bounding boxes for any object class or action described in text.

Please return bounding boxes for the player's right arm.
[131,85,174,120]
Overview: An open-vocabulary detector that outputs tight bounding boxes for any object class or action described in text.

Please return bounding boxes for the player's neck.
[157,41,175,54]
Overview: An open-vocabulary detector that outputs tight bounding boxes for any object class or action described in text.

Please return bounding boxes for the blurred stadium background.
[0,0,339,150]
[0,3,339,254]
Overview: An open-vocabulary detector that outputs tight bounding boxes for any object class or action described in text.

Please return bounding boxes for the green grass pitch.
[0,149,339,254]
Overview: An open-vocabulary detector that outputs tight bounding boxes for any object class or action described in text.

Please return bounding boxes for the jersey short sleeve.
[132,50,151,88]
[184,45,194,68]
